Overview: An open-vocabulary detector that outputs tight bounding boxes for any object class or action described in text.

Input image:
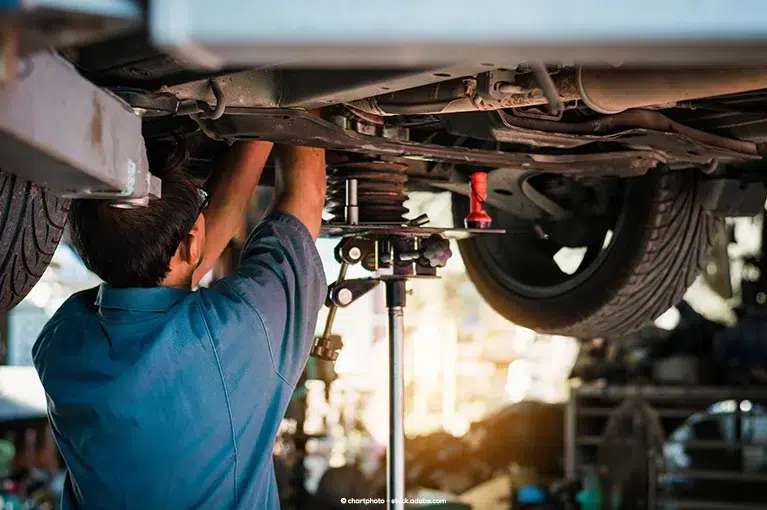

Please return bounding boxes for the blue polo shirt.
[32,212,326,510]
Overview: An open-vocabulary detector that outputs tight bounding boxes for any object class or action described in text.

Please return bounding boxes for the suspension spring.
[326,161,409,224]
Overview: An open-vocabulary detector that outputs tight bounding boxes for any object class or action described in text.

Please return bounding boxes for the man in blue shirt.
[32,140,328,509]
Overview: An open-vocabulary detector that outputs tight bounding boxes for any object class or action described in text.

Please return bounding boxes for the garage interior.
[2,193,766,509]
[6,2,767,509]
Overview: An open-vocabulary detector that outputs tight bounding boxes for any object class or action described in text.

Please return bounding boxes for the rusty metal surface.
[578,66,767,114]
[443,110,760,164]
[503,109,760,159]
[162,69,280,108]
[327,161,410,223]
[201,107,672,174]
[348,69,580,116]
[201,107,538,168]
[529,151,666,176]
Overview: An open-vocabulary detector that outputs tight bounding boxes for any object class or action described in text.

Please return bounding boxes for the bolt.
[348,246,362,261]
[336,288,353,306]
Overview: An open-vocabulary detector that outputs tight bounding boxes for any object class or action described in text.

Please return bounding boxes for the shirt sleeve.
[207,212,327,387]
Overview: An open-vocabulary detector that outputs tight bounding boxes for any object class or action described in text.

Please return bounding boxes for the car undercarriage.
[3,3,767,338]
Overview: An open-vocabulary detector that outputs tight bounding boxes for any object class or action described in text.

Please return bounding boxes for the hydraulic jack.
[311,163,500,510]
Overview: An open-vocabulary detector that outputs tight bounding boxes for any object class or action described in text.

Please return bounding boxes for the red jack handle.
[465,172,492,229]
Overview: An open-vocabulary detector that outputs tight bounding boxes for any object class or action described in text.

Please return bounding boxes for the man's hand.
[193,140,274,286]
[272,145,326,240]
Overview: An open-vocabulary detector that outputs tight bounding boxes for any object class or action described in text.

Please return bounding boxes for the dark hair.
[68,142,201,287]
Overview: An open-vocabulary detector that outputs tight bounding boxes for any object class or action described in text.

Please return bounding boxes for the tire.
[0,170,71,312]
[453,168,721,338]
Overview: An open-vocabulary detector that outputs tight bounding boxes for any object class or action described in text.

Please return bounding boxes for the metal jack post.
[385,279,407,510]
[315,165,502,509]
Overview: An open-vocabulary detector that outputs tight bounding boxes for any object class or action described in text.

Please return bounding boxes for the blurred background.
[3,189,767,510]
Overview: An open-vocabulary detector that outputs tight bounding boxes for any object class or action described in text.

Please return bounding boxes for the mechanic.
[32,140,328,509]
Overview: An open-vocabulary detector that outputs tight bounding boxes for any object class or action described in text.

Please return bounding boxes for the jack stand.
[313,169,503,509]
[385,279,407,510]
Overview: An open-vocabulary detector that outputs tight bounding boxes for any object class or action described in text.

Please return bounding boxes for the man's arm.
[271,145,326,240]
[200,144,328,388]
[192,141,273,286]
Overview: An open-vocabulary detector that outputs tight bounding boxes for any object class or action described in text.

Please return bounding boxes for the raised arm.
[192,141,274,286]
[271,145,326,240]
[201,145,328,387]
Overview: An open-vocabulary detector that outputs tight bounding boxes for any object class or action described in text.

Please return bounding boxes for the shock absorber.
[326,160,409,224]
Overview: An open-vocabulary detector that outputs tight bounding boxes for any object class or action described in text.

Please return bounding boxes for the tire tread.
[558,170,720,337]
[0,171,71,311]
[455,167,721,338]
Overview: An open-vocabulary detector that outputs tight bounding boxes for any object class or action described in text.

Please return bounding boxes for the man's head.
[69,143,207,289]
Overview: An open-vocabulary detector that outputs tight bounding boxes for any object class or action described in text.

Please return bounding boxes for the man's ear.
[186,214,206,266]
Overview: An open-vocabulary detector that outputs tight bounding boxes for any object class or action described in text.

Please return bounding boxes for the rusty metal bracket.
[443,110,760,165]
[199,107,664,175]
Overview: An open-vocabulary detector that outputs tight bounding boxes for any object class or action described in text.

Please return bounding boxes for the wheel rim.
[469,179,629,300]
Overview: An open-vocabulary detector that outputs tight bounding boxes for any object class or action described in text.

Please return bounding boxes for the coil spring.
[327,161,409,224]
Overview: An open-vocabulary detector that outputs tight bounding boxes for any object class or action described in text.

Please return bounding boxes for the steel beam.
[0,52,159,200]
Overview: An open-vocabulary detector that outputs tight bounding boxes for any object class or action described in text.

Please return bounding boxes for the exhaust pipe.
[578,66,767,114]
[347,71,580,117]
[348,66,767,117]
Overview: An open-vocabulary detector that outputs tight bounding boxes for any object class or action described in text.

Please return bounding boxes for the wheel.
[0,170,71,312]
[452,167,720,338]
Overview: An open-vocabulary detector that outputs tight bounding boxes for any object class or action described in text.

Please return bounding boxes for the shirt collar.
[95,284,191,312]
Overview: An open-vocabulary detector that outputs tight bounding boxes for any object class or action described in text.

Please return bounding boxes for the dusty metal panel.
[162,69,280,109]
[443,110,761,164]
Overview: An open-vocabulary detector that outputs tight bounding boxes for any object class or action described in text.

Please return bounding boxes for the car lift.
[310,171,500,510]
[0,51,161,204]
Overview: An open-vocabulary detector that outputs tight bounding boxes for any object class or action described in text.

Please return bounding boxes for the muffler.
[578,66,767,114]
[348,66,767,117]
